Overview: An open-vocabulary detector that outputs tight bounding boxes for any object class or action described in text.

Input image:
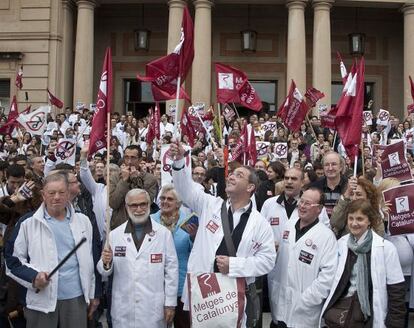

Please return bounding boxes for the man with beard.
[169,141,276,327]
[98,189,178,328]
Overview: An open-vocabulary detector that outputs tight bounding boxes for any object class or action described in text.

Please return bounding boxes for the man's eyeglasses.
[298,199,320,208]
[126,202,148,210]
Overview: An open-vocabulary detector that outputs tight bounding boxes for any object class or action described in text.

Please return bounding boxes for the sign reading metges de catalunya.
[189,273,245,328]
[380,141,413,181]
[383,183,414,236]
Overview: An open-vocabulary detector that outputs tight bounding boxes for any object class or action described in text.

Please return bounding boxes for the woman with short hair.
[321,199,406,327]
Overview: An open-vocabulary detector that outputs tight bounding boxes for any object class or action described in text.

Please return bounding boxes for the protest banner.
[383,183,414,235]
[188,272,245,328]
[380,141,413,181]
[377,109,390,126]
[256,141,270,160]
[261,121,277,133]
[160,144,191,186]
[363,111,373,125]
[55,138,77,166]
[274,142,288,159]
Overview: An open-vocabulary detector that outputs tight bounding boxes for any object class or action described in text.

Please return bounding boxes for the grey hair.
[125,188,151,205]
[109,163,120,177]
[43,172,69,189]
[159,184,182,207]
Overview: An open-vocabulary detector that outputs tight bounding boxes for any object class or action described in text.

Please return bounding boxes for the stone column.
[312,0,333,112]
[167,0,186,116]
[62,0,75,109]
[286,0,307,94]
[191,0,213,107]
[403,4,414,111]
[73,0,96,107]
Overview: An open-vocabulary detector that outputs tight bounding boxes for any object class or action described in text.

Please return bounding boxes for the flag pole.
[332,131,338,148]
[173,76,181,139]
[105,110,111,248]
[361,140,365,177]
[217,103,223,146]
[353,146,358,177]
[305,115,318,142]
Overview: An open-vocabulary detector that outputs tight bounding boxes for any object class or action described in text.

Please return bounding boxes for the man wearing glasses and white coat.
[169,141,276,326]
[97,188,178,328]
[271,187,338,328]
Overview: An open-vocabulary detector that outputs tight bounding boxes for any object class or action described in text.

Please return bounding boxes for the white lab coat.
[320,231,405,328]
[172,158,276,311]
[97,219,178,328]
[260,195,299,324]
[272,219,338,328]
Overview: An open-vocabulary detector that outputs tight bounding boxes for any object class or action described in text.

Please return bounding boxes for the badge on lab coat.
[114,246,126,257]
[270,217,279,226]
[298,250,314,265]
[150,254,163,263]
[206,220,219,233]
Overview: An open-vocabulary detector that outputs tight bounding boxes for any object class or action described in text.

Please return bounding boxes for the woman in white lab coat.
[321,199,406,328]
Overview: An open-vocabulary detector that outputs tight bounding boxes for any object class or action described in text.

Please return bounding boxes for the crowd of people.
[0,104,413,328]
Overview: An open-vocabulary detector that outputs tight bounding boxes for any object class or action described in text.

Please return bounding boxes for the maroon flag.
[305,87,325,108]
[383,183,414,235]
[176,6,194,80]
[248,124,257,166]
[334,57,365,159]
[137,6,193,101]
[88,47,113,157]
[0,96,19,134]
[215,63,262,112]
[15,66,23,90]
[181,110,196,147]
[231,123,248,162]
[153,103,161,140]
[408,76,414,114]
[47,89,64,109]
[336,51,348,85]
[277,80,309,132]
[320,105,337,129]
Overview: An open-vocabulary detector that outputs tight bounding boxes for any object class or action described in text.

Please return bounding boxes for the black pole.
[35,237,87,293]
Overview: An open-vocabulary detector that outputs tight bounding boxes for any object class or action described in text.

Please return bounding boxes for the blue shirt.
[151,209,192,296]
[45,208,83,300]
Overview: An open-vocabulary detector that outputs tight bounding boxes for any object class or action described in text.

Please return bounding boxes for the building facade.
[0,0,412,119]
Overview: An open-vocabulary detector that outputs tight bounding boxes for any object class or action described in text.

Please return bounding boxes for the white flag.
[55,138,77,166]
[17,105,50,135]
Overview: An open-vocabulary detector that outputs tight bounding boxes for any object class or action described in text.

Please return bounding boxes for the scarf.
[347,229,373,320]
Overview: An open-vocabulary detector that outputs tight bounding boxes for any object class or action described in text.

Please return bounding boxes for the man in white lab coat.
[169,141,276,326]
[98,188,178,328]
[271,187,338,328]
[260,167,303,327]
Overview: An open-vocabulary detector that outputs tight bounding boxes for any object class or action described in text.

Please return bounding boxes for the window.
[331,81,374,110]
[124,79,165,117]
[0,79,10,115]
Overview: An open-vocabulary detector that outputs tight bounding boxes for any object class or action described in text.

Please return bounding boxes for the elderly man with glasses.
[98,188,178,328]
[270,187,338,328]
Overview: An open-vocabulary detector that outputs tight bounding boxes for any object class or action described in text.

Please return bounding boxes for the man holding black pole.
[4,172,96,328]
[169,141,276,327]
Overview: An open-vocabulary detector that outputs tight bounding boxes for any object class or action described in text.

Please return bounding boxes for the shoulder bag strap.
[220,201,236,257]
